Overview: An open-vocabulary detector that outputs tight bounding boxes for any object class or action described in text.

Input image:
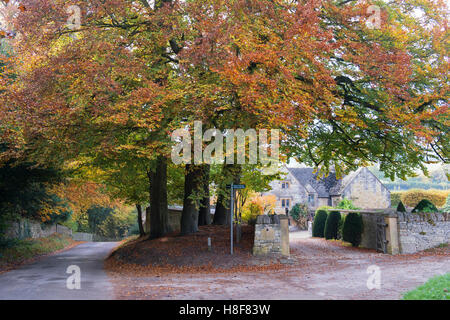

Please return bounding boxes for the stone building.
[264,167,391,213]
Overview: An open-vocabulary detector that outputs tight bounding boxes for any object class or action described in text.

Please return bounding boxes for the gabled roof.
[287,167,341,198]
[286,167,383,198]
[338,168,363,193]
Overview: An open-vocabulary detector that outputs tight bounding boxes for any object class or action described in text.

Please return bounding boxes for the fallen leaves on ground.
[105,225,290,276]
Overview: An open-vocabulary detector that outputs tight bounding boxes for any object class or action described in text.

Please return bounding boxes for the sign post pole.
[227,184,245,255]
[230,184,234,255]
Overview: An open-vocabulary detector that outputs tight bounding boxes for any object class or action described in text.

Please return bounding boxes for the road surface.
[109,237,449,300]
[0,242,118,300]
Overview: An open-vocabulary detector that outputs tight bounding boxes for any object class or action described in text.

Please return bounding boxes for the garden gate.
[376,216,388,253]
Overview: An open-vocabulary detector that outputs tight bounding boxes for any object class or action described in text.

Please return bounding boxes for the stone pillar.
[253,215,290,256]
[280,215,290,256]
[385,215,399,255]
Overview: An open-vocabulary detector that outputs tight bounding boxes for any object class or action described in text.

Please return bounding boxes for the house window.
[281,199,290,208]
[281,182,290,189]
[308,194,315,206]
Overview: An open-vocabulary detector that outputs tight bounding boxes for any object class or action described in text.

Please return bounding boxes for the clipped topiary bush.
[396,201,407,213]
[337,214,346,240]
[324,211,341,240]
[312,209,328,238]
[412,199,438,213]
[342,212,363,247]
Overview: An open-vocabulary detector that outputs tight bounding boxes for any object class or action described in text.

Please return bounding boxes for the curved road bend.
[0,242,118,300]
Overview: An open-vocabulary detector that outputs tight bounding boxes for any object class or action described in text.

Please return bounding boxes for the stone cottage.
[264,167,391,213]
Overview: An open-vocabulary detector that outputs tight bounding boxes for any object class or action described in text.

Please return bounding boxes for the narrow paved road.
[0,242,118,300]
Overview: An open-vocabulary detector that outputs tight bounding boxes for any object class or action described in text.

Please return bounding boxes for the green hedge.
[324,211,341,240]
[396,201,406,212]
[342,212,363,247]
[412,199,438,213]
[401,189,449,208]
[312,209,328,238]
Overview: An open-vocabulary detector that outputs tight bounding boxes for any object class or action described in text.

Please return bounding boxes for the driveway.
[0,242,118,300]
[108,233,449,300]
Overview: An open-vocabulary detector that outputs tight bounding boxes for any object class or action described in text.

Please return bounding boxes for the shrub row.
[396,189,449,208]
[313,208,363,247]
[324,211,341,240]
[312,210,327,238]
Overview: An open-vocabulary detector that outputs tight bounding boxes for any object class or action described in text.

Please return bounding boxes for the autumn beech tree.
[177,0,448,180]
[1,0,183,238]
[283,0,449,180]
[173,0,448,225]
[0,0,448,237]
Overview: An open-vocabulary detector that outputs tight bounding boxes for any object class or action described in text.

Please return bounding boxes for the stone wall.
[143,207,214,233]
[253,215,289,256]
[167,208,182,232]
[72,232,94,242]
[397,212,449,254]
[2,219,72,240]
[342,210,449,255]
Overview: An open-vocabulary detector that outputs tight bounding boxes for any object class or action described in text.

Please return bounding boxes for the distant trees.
[369,166,450,191]
[0,146,69,224]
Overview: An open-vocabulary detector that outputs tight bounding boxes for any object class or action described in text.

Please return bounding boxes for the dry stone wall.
[3,219,72,240]
[397,212,449,254]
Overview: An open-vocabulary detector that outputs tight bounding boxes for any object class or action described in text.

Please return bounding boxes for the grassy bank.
[0,233,78,273]
[403,273,450,300]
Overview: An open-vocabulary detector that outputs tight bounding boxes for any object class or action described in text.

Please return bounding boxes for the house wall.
[264,171,309,214]
[317,197,330,208]
[341,168,390,209]
[330,196,341,207]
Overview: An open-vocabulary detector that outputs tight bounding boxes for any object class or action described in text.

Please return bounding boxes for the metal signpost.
[227,184,246,255]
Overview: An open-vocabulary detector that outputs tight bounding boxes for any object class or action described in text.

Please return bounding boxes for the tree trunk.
[145,206,150,234]
[198,164,211,226]
[148,156,170,239]
[213,164,241,225]
[180,164,204,234]
[135,204,146,237]
[213,193,230,225]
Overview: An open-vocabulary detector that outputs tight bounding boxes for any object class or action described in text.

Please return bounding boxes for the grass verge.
[0,233,79,273]
[403,273,450,300]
